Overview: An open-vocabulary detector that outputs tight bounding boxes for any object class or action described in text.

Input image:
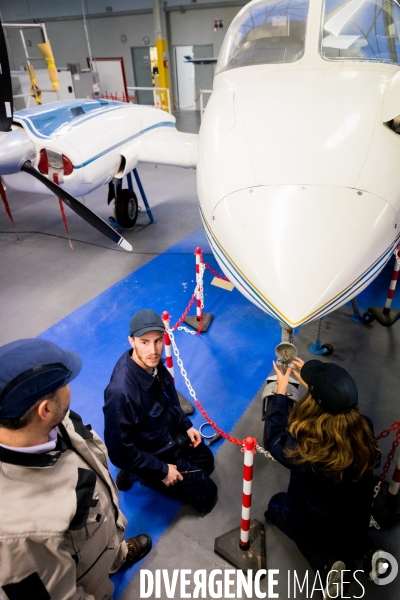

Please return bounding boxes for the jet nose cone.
[208,185,397,327]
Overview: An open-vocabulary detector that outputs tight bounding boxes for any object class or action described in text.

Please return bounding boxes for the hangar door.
[175,45,214,110]
[131,46,153,105]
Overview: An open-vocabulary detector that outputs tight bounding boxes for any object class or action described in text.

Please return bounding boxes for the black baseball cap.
[129,309,164,337]
[0,339,82,420]
[300,360,358,414]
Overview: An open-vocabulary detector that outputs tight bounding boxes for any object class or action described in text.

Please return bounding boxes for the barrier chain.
[170,289,196,330]
[168,327,275,460]
[203,262,230,282]
[170,263,205,335]
[177,325,196,336]
[373,421,400,498]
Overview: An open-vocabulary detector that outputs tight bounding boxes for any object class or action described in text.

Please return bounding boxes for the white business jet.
[198,0,400,328]
[2,0,400,329]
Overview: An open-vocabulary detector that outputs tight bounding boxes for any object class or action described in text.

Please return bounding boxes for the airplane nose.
[209,185,398,327]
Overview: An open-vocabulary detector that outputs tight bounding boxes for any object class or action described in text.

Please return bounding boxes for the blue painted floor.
[38,228,288,596]
[37,228,400,597]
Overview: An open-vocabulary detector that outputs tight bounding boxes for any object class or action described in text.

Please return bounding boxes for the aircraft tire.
[115,189,138,228]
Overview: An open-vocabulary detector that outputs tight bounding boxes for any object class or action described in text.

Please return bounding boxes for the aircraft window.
[20,102,113,136]
[70,106,85,117]
[321,0,400,64]
[216,0,309,74]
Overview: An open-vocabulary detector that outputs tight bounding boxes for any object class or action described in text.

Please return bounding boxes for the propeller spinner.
[0,19,132,251]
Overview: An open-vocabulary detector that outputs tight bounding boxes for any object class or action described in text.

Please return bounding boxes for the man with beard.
[0,338,151,600]
[103,309,217,514]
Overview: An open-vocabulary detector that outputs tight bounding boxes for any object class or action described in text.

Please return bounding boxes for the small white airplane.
[2,0,400,329]
[0,98,196,231]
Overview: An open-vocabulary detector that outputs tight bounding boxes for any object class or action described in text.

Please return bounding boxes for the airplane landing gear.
[309,319,334,355]
[107,169,155,229]
[115,189,138,229]
[350,298,374,324]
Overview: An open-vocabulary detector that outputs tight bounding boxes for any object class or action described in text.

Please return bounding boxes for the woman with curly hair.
[264,357,381,597]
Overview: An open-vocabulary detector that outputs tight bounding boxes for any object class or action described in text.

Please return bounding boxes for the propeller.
[0,18,13,132]
[21,162,132,250]
[0,19,132,251]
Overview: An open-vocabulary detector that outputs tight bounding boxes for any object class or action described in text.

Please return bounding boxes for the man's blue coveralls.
[264,393,377,573]
[103,350,217,512]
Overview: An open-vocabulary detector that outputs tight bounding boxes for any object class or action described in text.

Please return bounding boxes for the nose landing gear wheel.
[115,189,138,228]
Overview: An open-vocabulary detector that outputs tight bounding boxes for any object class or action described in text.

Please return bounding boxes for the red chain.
[193,397,246,446]
[171,291,197,330]
[203,262,230,282]
[376,421,400,440]
[170,290,204,335]
[376,421,400,484]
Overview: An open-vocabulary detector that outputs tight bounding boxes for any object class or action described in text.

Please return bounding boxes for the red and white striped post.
[184,246,213,333]
[239,436,256,550]
[162,311,174,379]
[368,246,400,326]
[214,435,266,569]
[195,247,203,322]
[383,248,400,315]
[388,456,400,496]
[162,310,195,415]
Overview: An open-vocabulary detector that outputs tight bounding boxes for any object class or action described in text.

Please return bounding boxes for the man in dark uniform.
[103,309,218,514]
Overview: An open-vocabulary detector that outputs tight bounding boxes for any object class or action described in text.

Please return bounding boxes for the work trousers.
[148,440,217,513]
[265,492,376,575]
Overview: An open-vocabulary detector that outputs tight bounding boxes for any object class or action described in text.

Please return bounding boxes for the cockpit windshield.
[321,0,400,64]
[215,0,310,74]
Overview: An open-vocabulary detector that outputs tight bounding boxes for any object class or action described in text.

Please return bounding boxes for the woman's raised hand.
[290,357,308,388]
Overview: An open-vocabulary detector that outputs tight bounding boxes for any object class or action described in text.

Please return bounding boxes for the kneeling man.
[103,309,218,514]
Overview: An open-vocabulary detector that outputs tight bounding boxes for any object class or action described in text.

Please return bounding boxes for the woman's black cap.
[300,360,358,414]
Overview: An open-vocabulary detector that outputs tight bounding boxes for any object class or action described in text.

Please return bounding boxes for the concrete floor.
[1,110,400,599]
[0,110,201,345]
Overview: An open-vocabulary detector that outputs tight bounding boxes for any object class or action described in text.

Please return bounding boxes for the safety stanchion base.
[371,481,400,528]
[178,391,195,416]
[183,313,213,333]
[368,307,400,327]
[214,519,266,575]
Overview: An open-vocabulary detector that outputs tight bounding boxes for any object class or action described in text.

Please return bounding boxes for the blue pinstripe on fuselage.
[200,207,400,327]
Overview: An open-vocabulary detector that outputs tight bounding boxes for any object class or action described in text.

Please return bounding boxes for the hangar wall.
[0,0,245,89]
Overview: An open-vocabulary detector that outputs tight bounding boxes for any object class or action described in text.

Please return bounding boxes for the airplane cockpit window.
[321,0,400,64]
[215,0,310,74]
[16,100,121,137]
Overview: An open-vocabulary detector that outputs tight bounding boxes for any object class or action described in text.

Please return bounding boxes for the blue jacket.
[103,351,192,481]
[264,394,376,556]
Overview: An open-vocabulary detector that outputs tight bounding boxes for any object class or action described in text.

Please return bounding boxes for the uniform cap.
[129,309,164,337]
[0,339,82,420]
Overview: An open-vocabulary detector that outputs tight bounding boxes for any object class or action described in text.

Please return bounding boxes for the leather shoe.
[120,534,152,570]
[116,469,134,492]
[199,492,218,516]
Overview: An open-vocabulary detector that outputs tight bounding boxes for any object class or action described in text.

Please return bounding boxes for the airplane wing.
[139,129,198,168]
